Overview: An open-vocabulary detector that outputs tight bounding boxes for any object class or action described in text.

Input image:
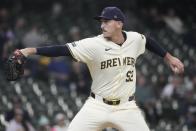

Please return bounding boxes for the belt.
[90,92,134,105]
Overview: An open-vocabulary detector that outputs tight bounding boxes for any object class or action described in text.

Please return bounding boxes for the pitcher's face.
[100,19,122,39]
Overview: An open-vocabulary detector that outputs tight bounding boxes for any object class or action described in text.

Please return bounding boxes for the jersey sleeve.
[66,38,94,63]
[137,33,146,57]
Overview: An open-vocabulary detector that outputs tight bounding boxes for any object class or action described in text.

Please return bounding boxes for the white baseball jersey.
[67,31,146,100]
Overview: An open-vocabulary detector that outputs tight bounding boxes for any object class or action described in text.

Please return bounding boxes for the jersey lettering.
[101,57,135,69]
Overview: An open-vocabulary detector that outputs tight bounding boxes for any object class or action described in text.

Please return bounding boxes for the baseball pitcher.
[5,7,184,131]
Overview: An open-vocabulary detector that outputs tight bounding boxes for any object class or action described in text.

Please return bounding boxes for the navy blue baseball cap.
[94,7,125,23]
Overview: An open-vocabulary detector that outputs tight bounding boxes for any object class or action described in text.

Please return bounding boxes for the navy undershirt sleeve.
[35,36,167,58]
[146,36,167,57]
[36,44,72,57]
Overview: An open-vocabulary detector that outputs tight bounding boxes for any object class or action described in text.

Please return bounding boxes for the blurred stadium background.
[0,0,196,131]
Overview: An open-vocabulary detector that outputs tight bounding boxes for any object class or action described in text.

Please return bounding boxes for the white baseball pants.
[67,97,150,131]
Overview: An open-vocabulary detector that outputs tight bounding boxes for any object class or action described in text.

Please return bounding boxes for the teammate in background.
[13,7,184,131]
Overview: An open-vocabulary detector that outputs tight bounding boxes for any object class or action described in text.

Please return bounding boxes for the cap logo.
[114,15,118,18]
